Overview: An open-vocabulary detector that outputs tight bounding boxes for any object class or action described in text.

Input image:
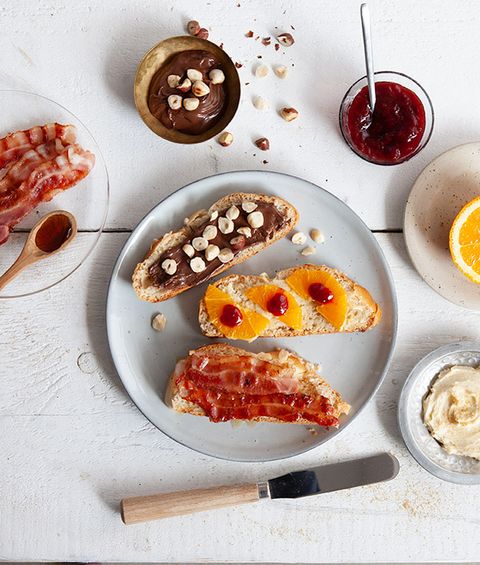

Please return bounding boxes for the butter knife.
[121,452,399,524]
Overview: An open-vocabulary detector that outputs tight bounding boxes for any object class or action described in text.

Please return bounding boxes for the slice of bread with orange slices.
[449,195,480,285]
[198,264,381,341]
[166,343,350,427]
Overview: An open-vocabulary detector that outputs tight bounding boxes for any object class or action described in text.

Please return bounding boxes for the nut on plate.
[255,137,270,151]
[310,228,325,243]
[218,131,233,147]
[187,20,201,36]
[277,32,295,47]
[192,80,210,97]
[167,95,182,110]
[291,231,307,245]
[301,245,316,256]
[253,96,269,110]
[151,313,167,332]
[255,64,269,78]
[184,97,200,111]
[280,107,299,122]
[274,65,288,79]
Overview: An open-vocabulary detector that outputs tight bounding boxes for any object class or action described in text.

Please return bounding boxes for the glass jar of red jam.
[339,71,434,165]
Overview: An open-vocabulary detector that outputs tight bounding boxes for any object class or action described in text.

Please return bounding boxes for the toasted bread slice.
[166,343,350,426]
[132,192,299,302]
[199,264,381,339]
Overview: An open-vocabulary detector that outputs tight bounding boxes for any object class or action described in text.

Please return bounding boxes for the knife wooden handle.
[121,483,260,524]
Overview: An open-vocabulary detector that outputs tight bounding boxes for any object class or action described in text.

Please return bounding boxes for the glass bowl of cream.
[399,342,480,484]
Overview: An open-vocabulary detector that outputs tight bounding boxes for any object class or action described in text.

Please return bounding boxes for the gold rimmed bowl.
[134,36,241,144]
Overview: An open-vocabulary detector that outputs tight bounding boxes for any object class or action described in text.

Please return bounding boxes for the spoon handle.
[0,253,32,291]
[360,3,376,111]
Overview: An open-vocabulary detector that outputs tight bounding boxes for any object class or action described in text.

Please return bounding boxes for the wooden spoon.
[0,210,77,291]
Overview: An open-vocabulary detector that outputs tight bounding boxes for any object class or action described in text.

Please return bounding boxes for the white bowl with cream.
[399,342,480,484]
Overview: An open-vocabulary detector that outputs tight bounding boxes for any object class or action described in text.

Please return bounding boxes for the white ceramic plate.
[404,143,480,310]
[399,342,480,484]
[106,171,397,462]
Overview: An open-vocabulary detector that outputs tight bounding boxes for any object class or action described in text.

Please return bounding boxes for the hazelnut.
[209,69,225,84]
[255,64,269,78]
[237,226,252,238]
[230,235,245,251]
[187,69,203,82]
[182,243,195,258]
[167,74,181,88]
[247,211,264,228]
[161,258,177,275]
[253,96,269,111]
[241,201,257,213]
[184,97,200,111]
[192,80,210,97]
[255,137,270,151]
[205,244,220,261]
[277,32,295,47]
[203,225,218,240]
[196,28,209,39]
[280,107,299,122]
[218,248,234,263]
[167,95,182,110]
[176,78,192,92]
[210,210,219,221]
[218,217,234,234]
[192,237,208,251]
[151,313,167,332]
[301,245,316,256]
[291,231,307,245]
[190,257,206,273]
[187,20,201,36]
[273,65,288,79]
[310,228,325,244]
[218,131,233,147]
[226,205,240,220]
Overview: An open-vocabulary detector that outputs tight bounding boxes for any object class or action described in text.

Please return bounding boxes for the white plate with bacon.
[0,90,109,298]
[107,171,397,461]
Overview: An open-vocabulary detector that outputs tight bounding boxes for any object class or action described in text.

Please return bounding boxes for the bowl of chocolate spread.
[134,36,240,144]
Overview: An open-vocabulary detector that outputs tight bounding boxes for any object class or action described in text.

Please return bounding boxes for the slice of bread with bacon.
[166,344,350,427]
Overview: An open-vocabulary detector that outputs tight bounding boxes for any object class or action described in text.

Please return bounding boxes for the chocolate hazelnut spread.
[149,202,285,288]
[148,50,226,135]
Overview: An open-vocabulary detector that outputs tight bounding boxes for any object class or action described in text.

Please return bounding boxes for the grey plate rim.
[398,341,480,484]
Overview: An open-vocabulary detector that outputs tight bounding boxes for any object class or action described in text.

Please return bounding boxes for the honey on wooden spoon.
[0,210,77,291]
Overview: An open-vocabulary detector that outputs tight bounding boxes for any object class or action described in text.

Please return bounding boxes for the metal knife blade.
[266,453,399,499]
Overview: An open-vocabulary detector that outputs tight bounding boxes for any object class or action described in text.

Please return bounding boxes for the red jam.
[266,292,289,316]
[344,81,426,164]
[220,304,243,327]
[309,283,334,304]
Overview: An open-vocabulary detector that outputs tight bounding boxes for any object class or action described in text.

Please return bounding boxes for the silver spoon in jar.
[0,210,77,291]
[360,3,376,112]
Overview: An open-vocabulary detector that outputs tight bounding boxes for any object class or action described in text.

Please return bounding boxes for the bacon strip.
[0,123,76,170]
[0,144,95,244]
[177,352,338,427]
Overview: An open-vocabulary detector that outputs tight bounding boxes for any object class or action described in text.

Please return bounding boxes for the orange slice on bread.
[245,284,302,330]
[285,267,348,330]
[203,285,270,341]
[449,196,480,285]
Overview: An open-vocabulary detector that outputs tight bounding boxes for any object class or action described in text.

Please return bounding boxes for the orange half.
[449,196,480,285]
[245,284,303,330]
[285,267,348,330]
[204,285,270,341]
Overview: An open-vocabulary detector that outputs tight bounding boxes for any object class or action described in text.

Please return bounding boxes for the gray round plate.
[399,342,480,484]
[107,171,397,462]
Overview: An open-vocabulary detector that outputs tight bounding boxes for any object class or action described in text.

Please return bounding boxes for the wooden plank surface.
[1,233,479,562]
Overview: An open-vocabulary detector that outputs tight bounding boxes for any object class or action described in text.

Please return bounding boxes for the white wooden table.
[1,1,480,562]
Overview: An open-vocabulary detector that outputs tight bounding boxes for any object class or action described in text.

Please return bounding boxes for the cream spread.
[423,365,480,460]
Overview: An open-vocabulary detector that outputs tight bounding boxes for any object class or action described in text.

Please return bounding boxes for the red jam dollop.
[266,292,289,316]
[220,304,243,327]
[309,283,334,304]
[345,81,426,164]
